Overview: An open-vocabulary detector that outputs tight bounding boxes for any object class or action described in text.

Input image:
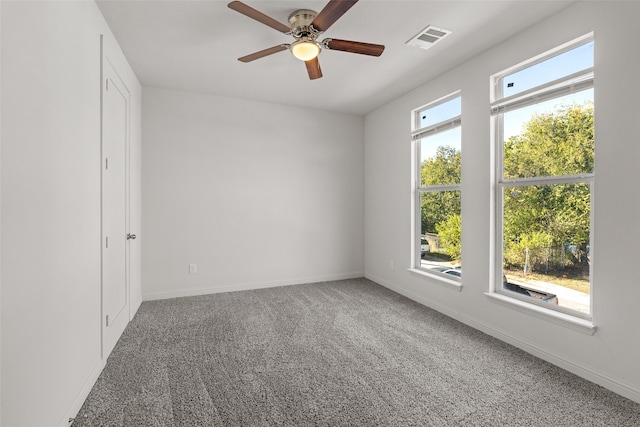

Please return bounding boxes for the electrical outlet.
[189,263,197,274]
[389,260,395,270]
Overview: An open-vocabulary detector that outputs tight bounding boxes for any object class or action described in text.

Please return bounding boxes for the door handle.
[127,233,137,240]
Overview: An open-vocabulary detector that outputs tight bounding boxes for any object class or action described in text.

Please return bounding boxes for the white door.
[102,56,130,359]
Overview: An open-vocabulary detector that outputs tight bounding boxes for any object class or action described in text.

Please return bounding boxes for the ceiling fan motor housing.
[288,9,319,38]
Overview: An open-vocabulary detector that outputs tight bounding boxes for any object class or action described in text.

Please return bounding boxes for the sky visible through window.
[419,96,461,129]
[419,41,593,162]
[504,88,593,140]
[502,41,593,98]
[419,96,461,161]
[503,41,593,140]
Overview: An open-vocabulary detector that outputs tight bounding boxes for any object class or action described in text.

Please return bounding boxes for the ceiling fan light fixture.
[291,39,321,61]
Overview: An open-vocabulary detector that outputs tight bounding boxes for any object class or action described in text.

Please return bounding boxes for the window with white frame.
[412,93,462,280]
[492,35,594,317]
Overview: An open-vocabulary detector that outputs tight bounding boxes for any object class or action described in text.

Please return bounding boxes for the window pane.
[502,41,593,98]
[420,128,461,186]
[419,190,461,272]
[503,90,594,179]
[418,96,461,129]
[502,183,590,314]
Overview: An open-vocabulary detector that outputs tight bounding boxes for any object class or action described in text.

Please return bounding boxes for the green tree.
[504,103,594,178]
[503,103,593,270]
[436,213,461,260]
[420,146,460,235]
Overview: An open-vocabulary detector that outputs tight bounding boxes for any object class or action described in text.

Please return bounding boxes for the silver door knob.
[127,233,137,240]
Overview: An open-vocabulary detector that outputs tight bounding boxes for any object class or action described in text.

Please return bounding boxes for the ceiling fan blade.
[311,0,358,32]
[324,38,385,56]
[238,45,289,63]
[305,57,323,80]
[228,1,291,34]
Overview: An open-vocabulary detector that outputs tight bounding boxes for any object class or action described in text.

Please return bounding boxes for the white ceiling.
[96,0,575,115]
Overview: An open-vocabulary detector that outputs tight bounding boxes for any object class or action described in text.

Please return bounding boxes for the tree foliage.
[421,146,461,186]
[503,103,594,270]
[420,146,460,235]
[503,103,594,178]
[435,213,461,260]
[419,102,594,270]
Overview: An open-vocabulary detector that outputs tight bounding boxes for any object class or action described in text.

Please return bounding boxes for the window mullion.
[412,116,461,140]
[419,184,461,192]
[500,174,594,187]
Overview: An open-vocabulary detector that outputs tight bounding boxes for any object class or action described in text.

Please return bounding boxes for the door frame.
[100,34,132,360]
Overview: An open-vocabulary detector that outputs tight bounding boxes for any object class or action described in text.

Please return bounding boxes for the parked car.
[503,275,558,305]
[442,268,461,278]
[420,237,430,255]
[429,268,557,304]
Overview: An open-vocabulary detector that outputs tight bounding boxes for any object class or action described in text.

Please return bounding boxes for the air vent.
[406,25,451,50]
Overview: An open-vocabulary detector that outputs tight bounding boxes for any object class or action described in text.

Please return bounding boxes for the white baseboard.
[57,358,105,427]
[142,271,365,302]
[366,273,640,405]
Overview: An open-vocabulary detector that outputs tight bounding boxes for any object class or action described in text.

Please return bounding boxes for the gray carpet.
[73,278,640,426]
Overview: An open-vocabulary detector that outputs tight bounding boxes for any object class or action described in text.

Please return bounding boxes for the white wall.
[1,2,141,426]
[142,88,364,299]
[0,2,3,421]
[364,1,640,403]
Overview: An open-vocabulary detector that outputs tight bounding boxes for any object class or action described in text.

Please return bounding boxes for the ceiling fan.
[228,0,385,80]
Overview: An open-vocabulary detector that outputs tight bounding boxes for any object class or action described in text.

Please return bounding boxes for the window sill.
[408,268,463,292]
[484,292,596,335]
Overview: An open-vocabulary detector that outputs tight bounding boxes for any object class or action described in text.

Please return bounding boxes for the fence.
[504,244,588,275]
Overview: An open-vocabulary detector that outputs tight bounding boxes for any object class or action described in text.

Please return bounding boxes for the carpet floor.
[74,278,640,426]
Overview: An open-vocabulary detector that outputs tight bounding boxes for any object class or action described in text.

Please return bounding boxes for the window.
[492,35,594,317]
[412,93,462,281]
